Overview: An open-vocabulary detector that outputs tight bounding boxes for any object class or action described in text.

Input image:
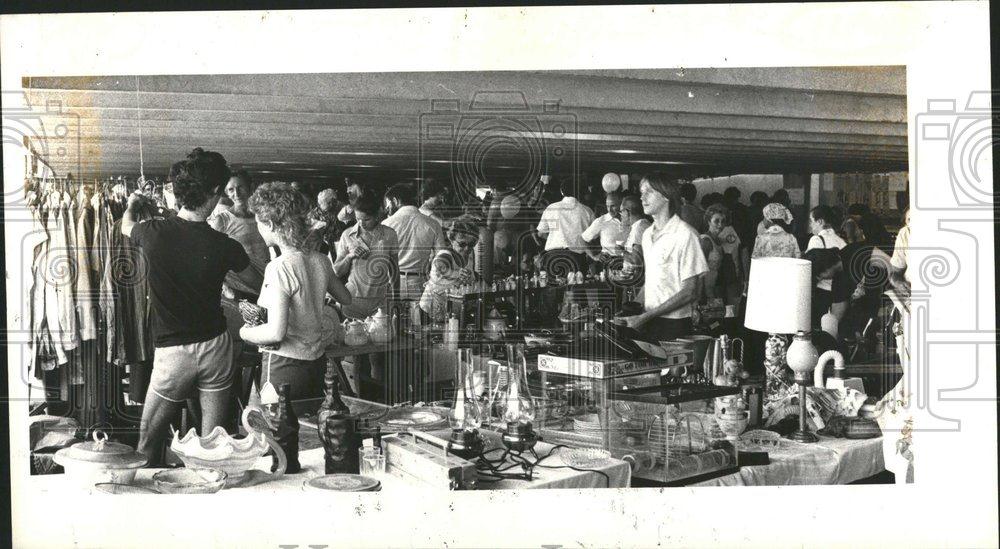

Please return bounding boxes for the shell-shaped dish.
[169,427,270,479]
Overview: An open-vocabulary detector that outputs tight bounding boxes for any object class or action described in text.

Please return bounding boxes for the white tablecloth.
[31,436,630,494]
[693,436,885,486]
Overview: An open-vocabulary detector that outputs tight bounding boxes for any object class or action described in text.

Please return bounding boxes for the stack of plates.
[304,474,382,492]
[572,414,604,438]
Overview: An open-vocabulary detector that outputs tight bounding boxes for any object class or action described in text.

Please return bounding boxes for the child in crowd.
[239,182,352,402]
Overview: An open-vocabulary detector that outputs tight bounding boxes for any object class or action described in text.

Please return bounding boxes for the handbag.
[803,235,844,282]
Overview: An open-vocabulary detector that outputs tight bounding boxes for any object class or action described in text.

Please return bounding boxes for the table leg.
[596,379,611,450]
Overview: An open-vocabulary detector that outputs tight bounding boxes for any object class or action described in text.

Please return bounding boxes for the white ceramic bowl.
[55,459,144,490]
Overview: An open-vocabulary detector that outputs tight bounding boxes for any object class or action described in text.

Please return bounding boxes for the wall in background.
[690,174,785,200]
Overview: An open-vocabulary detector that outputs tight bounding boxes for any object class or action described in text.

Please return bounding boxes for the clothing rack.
[25,172,153,436]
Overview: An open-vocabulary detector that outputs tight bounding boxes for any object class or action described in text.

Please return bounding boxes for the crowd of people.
[126,147,908,463]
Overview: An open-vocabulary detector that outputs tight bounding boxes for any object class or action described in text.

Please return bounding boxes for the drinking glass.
[358,447,386,478]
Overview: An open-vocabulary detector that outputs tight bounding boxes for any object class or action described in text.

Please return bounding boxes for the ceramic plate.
[305,474,381,492]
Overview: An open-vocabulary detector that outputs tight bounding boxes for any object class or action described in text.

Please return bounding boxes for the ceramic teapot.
[365,308,392,344]
[342,318,370,346]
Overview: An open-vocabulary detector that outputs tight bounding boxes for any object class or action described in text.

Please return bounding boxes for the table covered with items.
[30,273,891,493]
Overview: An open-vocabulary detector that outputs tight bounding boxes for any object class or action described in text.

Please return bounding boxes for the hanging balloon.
[500,194,521,219]
[602,172,621,193]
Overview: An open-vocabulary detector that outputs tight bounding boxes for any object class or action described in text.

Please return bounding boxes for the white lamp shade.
[744,257,811,334]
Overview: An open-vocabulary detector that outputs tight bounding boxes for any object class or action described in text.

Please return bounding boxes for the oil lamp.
[448,348,485,458]
[499,343,538,452]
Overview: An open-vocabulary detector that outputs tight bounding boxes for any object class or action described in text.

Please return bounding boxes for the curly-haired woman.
[239,182,352,402]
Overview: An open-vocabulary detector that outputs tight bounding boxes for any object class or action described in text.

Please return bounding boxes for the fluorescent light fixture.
[606,149,641,154]
[623,160,690,165]
[308,151,393,156]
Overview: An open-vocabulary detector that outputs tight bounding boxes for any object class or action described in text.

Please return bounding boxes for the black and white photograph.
[2,4,996,548]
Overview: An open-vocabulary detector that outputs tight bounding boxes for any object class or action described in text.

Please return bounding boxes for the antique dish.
[304,474,381,492]
[152,467,228,494]
[169,408,285,487]
[53,430,147,490]
[380,407,449,431]
[561,447,614,469]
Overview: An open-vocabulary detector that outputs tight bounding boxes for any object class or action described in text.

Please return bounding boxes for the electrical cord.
[471,442,612,487]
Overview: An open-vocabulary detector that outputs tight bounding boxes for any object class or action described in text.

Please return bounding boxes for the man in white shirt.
[582,191,627,265]
[535,178,595,273]
[888,207,911,311]
[382,182,447,299]
[617,174,708,340]
[337,178,363,226]
[418,179,446,226]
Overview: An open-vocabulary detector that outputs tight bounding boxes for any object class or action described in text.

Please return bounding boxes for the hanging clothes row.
[24,175,158,423]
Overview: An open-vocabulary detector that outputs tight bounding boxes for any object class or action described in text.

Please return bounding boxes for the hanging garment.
[75,197,98,341]
[110,218,153,365]
[49,193,80,354]
[27,202,54,377]
[41,195,70,366]
[94,197,118,361]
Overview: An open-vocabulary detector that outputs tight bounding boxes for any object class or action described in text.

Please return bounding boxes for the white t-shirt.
[418,205,444,227]
[536,197,595,254]
[582,213,627,255]
[382,205,447,273]
[641,215,710,319]
[257,250,334,361]
[806,228,847,291]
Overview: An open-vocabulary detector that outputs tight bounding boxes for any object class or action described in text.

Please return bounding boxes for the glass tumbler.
[358,447,386,478]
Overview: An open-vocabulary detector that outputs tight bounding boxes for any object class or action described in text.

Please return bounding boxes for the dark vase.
[272,383,301,474]
[317,366,359,474]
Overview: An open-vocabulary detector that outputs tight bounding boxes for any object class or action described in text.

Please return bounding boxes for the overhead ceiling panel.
[21,67,907,182]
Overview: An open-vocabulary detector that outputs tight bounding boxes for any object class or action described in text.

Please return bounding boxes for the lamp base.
[501,422,538,452]
[786,429,819,443]
[448,429,484,459]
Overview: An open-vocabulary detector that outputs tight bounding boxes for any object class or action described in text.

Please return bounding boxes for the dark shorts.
[261,352,326,400]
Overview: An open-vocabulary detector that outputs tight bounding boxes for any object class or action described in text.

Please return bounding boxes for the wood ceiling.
[22,67,906,187]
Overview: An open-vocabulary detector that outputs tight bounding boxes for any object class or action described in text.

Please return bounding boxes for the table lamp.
[744,258,819,443]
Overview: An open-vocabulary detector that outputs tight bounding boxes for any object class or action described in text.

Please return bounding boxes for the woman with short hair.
[419,216,481,323]
[208,169,269,298]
